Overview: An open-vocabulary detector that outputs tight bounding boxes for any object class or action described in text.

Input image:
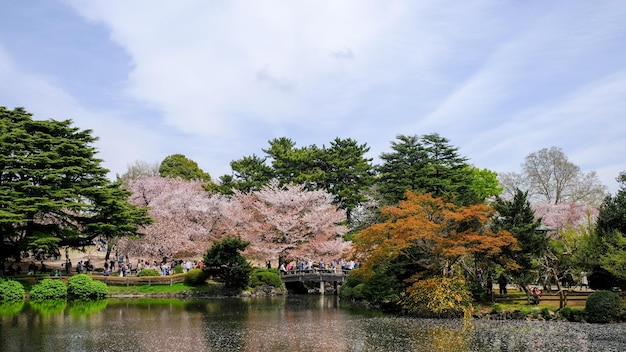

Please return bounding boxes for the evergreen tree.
[263,137,324,188]
[203,236,252,290]
[0,107,149,261]
[159,154,211,181]
[84,182,153,261]
[596,171,626,236]
[378,134,425,205]
[493,189,547,288]
[210,154,274,194]
[318,138,375,224]
[590,171,626,289]
[377,133,474,205]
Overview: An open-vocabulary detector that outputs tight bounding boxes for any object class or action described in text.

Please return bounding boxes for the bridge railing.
[279,269,350,283]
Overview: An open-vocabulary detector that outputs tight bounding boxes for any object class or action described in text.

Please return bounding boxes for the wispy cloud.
[0,0,624,192]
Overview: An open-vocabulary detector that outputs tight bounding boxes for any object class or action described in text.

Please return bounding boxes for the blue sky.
[1,1,625,193]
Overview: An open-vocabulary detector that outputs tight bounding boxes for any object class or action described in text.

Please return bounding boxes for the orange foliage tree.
[353,191,519,278]
[350,191,519,312]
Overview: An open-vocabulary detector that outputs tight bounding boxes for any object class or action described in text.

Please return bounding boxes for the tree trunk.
[549,267,567,309]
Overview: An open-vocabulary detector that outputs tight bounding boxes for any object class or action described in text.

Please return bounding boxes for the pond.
[1,295,625,352]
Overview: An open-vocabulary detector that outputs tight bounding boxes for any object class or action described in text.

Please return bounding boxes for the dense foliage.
[67,274,107,300]
[402,277,473,317]
[0,107,151,261]
[492,189,547,290]
[185,268,209,286]
[585,290,623,323]
[377,134,484,206]
[137,268,160,277]
[29,278,68,300]
[7,102,626,320]
[0,278,25,302]
[159,153,212,182]
[203,236,252,290]
[212,137,375,224]
[350,191,519,311]
[249,268,283,288]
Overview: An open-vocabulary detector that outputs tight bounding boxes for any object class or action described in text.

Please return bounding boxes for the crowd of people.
[101,258,204,277]
[277,259,359,274]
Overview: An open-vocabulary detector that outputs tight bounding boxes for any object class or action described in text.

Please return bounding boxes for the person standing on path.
[498,274,508,295]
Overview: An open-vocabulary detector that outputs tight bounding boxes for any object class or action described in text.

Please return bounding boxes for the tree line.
[2,106,625,316]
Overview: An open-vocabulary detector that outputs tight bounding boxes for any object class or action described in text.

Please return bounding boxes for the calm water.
[1,295,625,352]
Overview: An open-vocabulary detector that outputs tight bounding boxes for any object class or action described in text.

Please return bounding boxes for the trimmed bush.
[249,268,282,288]
[0,278,25,302]
[185,269,209,286]
[585,290,622,323]
[30,278,67,300]
[137,268,160,277]
[67,274,107,300]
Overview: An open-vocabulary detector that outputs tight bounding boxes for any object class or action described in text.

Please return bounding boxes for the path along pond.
[1,295,625,352]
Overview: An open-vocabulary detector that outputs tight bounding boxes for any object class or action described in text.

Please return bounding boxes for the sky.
[1,1,625,193]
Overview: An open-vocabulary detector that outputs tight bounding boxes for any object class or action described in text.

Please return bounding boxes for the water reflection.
[1,296,626,351]
[30,299,66,316]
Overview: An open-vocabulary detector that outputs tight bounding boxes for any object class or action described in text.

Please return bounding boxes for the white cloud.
[1,0,624,193]
[0,46,166,178]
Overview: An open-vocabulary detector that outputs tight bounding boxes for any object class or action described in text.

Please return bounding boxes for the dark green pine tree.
[493,189,547,286]
[318,138,375,225]
[203,236,252,290]
[84,182,153,261]
[377,133,474,206]
[0,106,151,261]
[377,134,426,206]
[596,171,626,237]
[418,133,474,203]
[207,154,274,195]
[263,137,324,189]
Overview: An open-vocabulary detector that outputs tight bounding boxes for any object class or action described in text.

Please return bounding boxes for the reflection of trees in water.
[423,326,470,352]
[30,299,66,316]
[68,299,108,316]
[0,301,24,315]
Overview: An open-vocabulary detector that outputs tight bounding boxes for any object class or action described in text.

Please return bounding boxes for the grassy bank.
[106,281,225,296]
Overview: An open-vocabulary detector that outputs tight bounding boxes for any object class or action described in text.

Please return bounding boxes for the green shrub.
[0,278,25,302]
[249,268,282,288]
[558,306,584,322]
[491,304,503,313]
[540,307,552,320]
[559,306,573,320]
[185,269,209,286]
[67,274,107,300]
[340,283,367,301]
[585,290,622,323]
[29,278,67,300]
[137,268,160,277]
[173,264,184,274]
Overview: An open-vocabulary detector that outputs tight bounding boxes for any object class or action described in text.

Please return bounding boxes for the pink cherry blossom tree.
[533,202,599,233]
[231,181,349,264]
[119,176,229,259]
[119,177,350,265]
